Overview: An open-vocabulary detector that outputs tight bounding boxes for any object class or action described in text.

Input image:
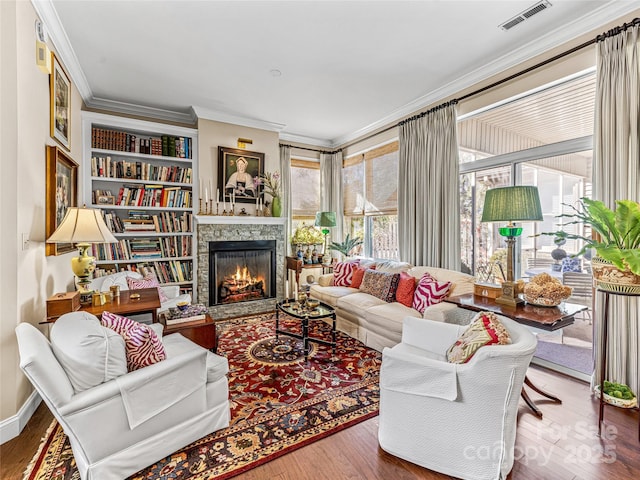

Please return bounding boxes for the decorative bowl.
[523,295,561,307]
[306,299,320,310]
[176,301,190,311]
[594,385,638,409]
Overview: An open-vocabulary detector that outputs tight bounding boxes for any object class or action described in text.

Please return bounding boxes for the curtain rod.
[279,143,342,155]
[340,17,639,150]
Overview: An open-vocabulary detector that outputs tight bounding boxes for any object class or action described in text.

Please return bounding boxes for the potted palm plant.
[329,234,363,258]
[541,198,640,293]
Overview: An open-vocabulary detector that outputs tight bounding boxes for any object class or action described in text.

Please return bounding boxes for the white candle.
[223,195,226,211]
[217,188,220,203]
[256,195,259,209]
[200,179,203,197]
[204,187,209,203]
[209,179,214,197]
[285,280,290,300]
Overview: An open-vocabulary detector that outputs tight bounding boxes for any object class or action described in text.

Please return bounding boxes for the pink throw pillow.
[333,260,360,287]
[126,274,169,303]
[412,273,452,314]
[101,311,166,371]
[396,272,416,308]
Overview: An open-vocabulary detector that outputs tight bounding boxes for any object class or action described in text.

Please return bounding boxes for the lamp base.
[494,281,523,307]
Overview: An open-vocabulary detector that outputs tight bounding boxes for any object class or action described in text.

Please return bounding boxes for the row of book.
[92,127,192,159]
[91,236,192,261]
[93,260,193,284]
[93,185,193,208]
[91,156,192,184]
[102,211,192,234]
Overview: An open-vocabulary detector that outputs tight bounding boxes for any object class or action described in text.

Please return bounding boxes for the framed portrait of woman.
[218,147,264,204]
[50,53,72,151]
[45,145,78,256]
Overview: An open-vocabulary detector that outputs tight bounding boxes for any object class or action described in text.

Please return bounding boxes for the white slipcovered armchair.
[378,315,537,480]
[16,312,230,480]
[88,270,191,315]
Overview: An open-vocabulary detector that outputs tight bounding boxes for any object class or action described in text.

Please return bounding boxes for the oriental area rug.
[24,313,381,479]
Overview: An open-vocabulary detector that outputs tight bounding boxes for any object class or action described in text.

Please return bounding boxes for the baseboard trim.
[0,391,42,444]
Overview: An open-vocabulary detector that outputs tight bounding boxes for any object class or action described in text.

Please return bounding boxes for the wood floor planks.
[1,365,638,480]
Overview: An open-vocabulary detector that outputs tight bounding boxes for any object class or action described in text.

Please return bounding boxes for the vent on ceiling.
[500,0,552,31]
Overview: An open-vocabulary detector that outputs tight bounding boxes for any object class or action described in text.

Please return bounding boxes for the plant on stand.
[258,171,282,217]
[540,198,640,292]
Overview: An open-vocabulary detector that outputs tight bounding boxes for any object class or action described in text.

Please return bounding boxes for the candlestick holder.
[198,198,204,215]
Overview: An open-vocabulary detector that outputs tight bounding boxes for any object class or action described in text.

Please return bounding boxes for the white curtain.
[592,24,640,394]
[320,151,344,248]
[398,104,460,269]
[279,145,292,253]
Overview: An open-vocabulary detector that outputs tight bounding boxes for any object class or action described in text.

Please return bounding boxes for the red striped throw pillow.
[101,311,166,371]
[412,272,452,314]
[333,260,360,287]
[126,274,169,303]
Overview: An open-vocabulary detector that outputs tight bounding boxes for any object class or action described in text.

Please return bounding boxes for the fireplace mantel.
[196,216,286,226]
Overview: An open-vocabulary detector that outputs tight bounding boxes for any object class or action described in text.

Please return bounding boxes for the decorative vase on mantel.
[591,257,640,294]
[271,196,282,218]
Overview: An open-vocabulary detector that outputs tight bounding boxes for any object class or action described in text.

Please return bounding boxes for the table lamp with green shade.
[481,186,543,307]
[46,206,117,295]
[314,211,336,263]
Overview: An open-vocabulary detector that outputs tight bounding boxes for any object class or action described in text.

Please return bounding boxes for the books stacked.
[164,303,208,326]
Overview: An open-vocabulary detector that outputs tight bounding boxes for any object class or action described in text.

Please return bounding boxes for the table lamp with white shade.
[481,186,543,307]
[46,206,117,293]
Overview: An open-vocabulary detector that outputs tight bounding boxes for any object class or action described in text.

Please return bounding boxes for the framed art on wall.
[218,146,264,204]
[46,145,78,256]
[50,52,71,151]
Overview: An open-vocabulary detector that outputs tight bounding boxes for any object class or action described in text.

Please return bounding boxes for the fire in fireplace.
[209,240,276,306]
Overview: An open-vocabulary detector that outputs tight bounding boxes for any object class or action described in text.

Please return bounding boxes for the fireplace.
[209,240,276,306]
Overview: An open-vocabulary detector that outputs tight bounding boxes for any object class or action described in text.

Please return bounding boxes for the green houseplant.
[329,234,363,258]
[542,198,640,292]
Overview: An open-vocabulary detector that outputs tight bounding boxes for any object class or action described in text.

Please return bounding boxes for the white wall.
[1,0,83,432]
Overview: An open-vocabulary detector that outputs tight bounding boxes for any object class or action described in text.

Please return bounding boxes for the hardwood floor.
[2,365,639,479]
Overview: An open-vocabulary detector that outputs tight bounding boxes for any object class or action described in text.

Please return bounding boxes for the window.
[343,142,399,259]
[458,71,595,278]
[290,158,320,233]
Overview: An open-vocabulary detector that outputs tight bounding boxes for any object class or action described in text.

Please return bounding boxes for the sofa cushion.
[333,260,360,287]
[366,302,418,339]
[360,270,400,302]
[375,259,412,274]
[50,312,127,393]
[309,284,358,308]
[101,311,167,371]
[412,273,452,314]
[91,270,143,292]
[396,272,417,308]
[351,264,375,289]
[446,311,511,364]
[338,292,386,316]
[127,274,169,303]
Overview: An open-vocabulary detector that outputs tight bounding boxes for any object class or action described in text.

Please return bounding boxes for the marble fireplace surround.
[196,216,286,319]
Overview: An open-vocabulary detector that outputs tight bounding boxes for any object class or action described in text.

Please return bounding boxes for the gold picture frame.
[46,145,78,256]
[50,52,71,151]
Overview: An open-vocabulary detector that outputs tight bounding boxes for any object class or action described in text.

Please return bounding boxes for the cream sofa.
[309,260,474,351]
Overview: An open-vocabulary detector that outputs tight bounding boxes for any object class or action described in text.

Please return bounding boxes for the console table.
[77,288,161,323]
[445,294,587,418]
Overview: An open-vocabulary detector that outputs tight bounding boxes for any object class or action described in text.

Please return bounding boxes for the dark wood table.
[163,315,217,352]
[444,294,588,418]
[78,287,161,323]
[286,256,333,288]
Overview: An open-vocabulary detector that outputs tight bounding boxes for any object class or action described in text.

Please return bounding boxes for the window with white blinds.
[290,159,320,218]
[343,141,398,216]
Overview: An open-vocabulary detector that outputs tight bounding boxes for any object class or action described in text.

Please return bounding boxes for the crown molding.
[85,97,198,125]
[330,1,640,147]
[192,106,286,133]
[278,132,333,149]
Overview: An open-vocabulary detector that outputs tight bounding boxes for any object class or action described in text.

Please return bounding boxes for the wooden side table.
[163,315,217,352]
[597,289,640,441]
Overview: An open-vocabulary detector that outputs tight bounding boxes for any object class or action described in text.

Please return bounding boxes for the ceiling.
[41,0,637,147]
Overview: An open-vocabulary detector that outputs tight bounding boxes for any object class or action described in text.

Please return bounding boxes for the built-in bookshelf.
[82,112,198,295]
